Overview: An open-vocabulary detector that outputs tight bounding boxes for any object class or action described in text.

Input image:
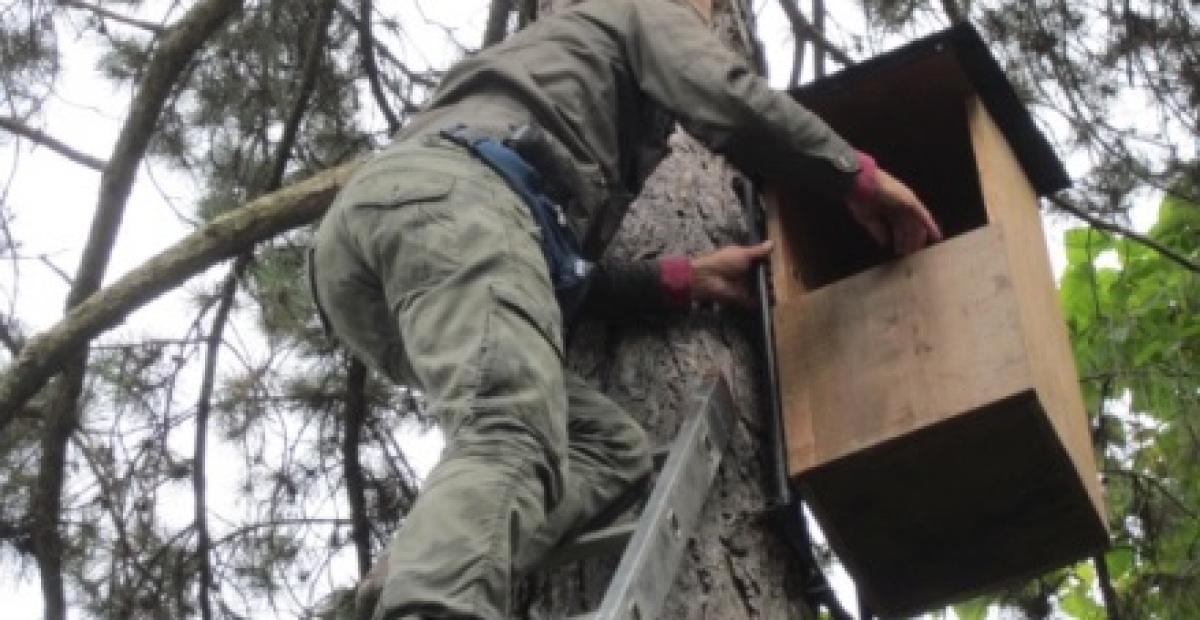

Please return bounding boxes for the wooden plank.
[966,96,1108,528]
[778,226,1033,474]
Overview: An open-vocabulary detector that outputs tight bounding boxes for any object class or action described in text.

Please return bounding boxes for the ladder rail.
[569,375,735,620]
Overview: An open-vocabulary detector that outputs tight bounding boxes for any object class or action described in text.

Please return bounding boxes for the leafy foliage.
[1056,193,1200,618]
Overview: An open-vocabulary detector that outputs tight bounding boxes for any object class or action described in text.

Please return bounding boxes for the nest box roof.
[790,24,1070,196]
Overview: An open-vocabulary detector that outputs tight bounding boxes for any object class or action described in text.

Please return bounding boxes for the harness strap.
[441,125,594,318]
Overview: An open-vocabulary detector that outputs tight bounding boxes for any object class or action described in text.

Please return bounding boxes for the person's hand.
[690,241,774,308]
[847,168,943,255]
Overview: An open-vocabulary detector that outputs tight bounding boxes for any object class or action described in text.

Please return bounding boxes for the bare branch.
[1048,194,1200,275]
[518,0,537,29]
[357,0,401,134]
[193,261,243,620]
[812,0,825,78]
[776,0,853,70]
[57,0,167,34]
[0,316,22,355]
[343,357,372,576]
[0,160,359,432]
[0,116,106,171]
[939,0,966,24]
[483,0,515,48]
[266,0,337,192]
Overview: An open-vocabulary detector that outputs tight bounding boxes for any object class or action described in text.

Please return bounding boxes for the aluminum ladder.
[541,375,735,620]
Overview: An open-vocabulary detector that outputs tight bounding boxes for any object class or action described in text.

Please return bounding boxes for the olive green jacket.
[395,0,860,262]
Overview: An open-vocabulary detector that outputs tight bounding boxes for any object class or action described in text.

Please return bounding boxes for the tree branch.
[1094,553,1122,620]
[57,0,167,34]
[812,0,826,78]
[357,0,401,134]
[776,0,853,71]
[266,0,337,192]
[482,0,515,48]
[939,0,966,23]
[0,116,106,171]
[343,356,372,576]
[0,160,359,433]
[31,2,243,617]
[192,260,243,620]
[1048,194,1200,275]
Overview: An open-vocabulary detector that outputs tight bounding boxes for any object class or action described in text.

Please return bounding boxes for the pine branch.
[357,0,401,134]
[266,0,337,192]
[31,2,244,617]
[57,0,167,34]
[0,116,106,171]
[0,160,359,434]
[1048,194,1200,275]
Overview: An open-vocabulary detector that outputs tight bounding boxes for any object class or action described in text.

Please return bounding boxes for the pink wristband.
[659,256,693,310]
[849,151,879,206]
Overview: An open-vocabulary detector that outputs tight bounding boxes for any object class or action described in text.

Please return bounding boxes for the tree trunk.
[521,0,809,617]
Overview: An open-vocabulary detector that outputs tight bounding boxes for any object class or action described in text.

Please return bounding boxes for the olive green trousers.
[312,138,652,619]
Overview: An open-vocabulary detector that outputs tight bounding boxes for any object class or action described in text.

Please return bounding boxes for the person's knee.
[618,418,654,483]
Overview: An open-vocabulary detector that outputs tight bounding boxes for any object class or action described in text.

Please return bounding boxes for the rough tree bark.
[519,0,811,617]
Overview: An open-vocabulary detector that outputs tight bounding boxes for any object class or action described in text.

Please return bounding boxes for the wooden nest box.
[767,25,1109,616]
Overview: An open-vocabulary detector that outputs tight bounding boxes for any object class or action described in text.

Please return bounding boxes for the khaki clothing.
[399,0,860,257]
[313,0,863,617]
[313,139,650,619]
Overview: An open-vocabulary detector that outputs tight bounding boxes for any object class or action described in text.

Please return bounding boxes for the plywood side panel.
[780,226,1033,474]
[764,187,807,304]
[967,96,1108,527]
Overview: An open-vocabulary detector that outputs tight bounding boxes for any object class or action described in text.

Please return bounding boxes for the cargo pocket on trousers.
[488,284,564,364]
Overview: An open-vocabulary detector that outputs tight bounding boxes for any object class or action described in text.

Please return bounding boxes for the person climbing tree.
[308,0,941,618]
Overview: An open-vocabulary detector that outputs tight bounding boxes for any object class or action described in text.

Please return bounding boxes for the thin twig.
[1048,193,1200,275]
[776,0,853,69]
[57,0,167,34]
[357,0,401,134]
[0,116,107,171]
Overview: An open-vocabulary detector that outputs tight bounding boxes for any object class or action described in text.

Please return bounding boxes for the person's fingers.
[895,216,926,255]
[745,240,774,259]
[906,199,943,243]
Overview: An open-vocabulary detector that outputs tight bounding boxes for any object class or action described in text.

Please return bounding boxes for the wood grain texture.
[777,226,1032,473]
[967,96,1108,527]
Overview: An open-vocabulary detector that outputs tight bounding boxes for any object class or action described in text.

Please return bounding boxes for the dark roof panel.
[790,24,1070,196]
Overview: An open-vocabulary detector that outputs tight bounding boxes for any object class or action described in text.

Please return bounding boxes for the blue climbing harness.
[441,125,594,318]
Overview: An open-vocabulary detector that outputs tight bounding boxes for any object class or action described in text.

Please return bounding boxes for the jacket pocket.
[343,165,456,209]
